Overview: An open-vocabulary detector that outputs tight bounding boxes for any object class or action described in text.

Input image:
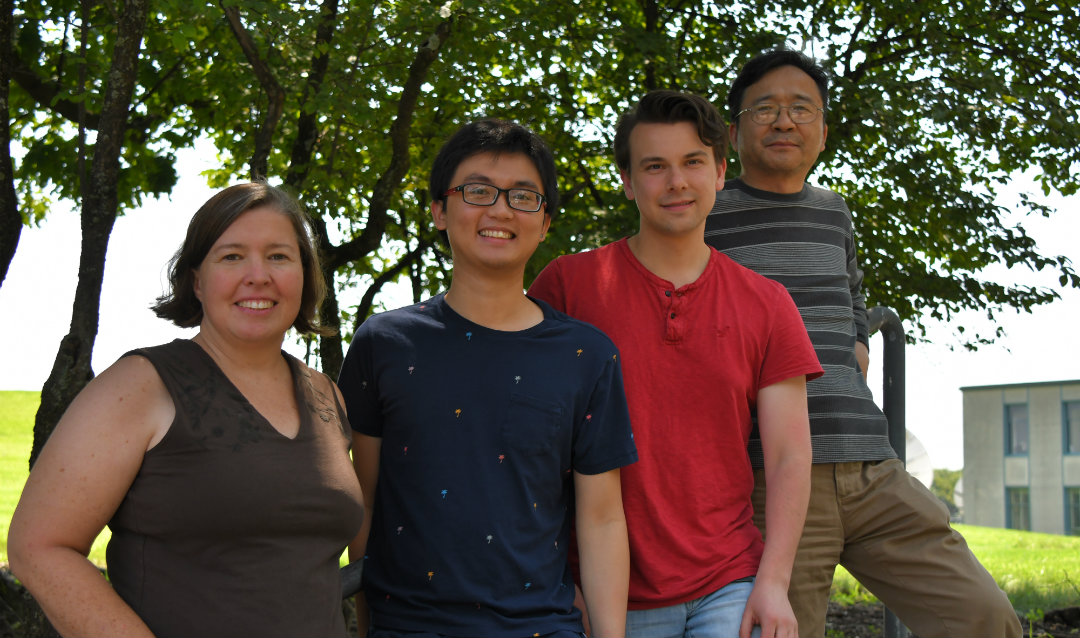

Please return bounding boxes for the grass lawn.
[0,391,110,567]
[4,392,1079,613]
[829,525,1080,614]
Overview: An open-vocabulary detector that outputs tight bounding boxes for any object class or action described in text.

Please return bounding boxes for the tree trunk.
[0,0,20,289]
[31,0,151,467]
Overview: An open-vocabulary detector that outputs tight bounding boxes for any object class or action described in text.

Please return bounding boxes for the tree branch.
[220,1,285,179]
[327,16,453,270]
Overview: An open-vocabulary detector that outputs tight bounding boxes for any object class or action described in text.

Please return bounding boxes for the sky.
[1,146,1078,471]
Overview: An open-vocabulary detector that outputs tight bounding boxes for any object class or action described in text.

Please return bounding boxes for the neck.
[443,273,542,331]
[737,170,807,195]
[193,330,287,376]
[626,231,712,289]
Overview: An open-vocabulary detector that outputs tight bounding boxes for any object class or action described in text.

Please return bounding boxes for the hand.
[739,580,798,638]
[573,583,592,636]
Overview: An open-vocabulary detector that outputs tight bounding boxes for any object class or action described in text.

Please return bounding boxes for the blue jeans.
[625,578,760,638]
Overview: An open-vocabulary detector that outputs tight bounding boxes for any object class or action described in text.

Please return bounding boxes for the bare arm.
[855,341,870,382]
[349,431,382,637]
[574,468,629,638]
[740,375,811,638]
[7,356,173,637]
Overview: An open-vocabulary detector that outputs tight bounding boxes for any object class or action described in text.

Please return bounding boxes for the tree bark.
[31,0,151,467]
[0,0,20,289]
[221,1,285,180]
[318,17,453,378]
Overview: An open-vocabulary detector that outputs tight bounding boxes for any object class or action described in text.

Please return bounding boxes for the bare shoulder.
[55,354,175,451]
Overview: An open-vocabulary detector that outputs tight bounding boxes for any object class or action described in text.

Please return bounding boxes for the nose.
[487,193,516,218]
[245,258,272,285]
[773,107,797,129]
[668,166,689,191]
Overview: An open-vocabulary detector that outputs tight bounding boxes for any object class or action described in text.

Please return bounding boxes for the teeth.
[238,300,274,309]
[480,229,513,239]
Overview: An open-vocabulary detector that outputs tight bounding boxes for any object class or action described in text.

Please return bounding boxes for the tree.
[0,0,19,288]
[931,468,962,517]
[11,0,206,464]
[7,0,1078,457]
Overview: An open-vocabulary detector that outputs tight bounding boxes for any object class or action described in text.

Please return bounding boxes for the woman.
[8,183,364,637]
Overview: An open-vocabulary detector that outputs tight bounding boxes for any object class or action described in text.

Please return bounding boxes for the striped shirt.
[705,178,896,466]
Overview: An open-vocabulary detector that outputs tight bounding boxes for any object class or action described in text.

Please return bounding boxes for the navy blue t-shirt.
[338,294,637,637]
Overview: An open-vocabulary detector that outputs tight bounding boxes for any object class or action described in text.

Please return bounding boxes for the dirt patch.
[827,602,1080,638]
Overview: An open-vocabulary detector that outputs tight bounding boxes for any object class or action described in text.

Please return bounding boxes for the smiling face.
[193,206,304,348]
[731,64,828,193]
[621,121,726,239]
[431,151,551,278]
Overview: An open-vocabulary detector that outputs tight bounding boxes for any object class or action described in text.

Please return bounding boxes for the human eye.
[754,103,779,116]
[465,183,495,197]
[789,104,814,117]
[510,189,540,204]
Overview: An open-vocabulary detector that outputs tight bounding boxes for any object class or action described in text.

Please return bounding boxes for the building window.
[1007,488,1031,531]
[1068,488,1080,536]
[1006,404,1029,455]
[1066,401,1080,455]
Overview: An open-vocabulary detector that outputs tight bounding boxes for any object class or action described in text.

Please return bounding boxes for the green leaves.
[7,0,1078,356]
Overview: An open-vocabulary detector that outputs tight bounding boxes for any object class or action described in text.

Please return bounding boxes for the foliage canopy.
[5,0,1079,388]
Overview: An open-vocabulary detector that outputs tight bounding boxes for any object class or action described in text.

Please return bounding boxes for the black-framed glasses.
[736,103,824,125]
[443,183,546,213]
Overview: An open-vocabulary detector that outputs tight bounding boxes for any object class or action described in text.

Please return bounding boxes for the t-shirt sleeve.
[528,258,568,312]
[336,323,384,437]
[758,282,825,390]
[571,346,638,475]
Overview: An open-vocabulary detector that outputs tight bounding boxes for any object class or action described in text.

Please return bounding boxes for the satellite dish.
[906,430,933,488]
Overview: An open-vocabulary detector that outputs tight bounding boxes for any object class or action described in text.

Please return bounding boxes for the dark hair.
[728,49,830,125]
[613,90,728,172]
[152,182,332,336]
[428,118,560,219]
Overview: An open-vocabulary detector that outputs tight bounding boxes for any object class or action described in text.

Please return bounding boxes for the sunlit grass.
[1,391,110,566]
[830,523,1080,614]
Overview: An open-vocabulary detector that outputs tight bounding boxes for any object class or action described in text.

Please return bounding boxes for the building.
[962,379,1080,535]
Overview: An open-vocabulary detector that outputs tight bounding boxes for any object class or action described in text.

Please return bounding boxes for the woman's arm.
[8,355,174,637]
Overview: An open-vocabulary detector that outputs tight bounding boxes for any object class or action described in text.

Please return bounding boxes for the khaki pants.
[752,459,1021,637]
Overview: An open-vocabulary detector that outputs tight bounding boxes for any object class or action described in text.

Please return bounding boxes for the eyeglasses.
[443,183,546,213]
[736,103,824,125]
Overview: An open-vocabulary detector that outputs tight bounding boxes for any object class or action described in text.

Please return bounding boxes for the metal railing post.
[867,306,910,638]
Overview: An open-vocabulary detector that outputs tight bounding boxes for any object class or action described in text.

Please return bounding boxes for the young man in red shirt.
[530,91,822,638]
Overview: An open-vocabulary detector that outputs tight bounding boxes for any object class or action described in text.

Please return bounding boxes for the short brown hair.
[152,182,332,336]
[614,90,728,172]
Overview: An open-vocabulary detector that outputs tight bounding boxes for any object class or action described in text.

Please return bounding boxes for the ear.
[728,122,739,150]
[193,268,203,302]
[821,122,828,152]
[539,212,552,241]
[430,200,448,231]
[620,169,635,200]
[715,158,727,191]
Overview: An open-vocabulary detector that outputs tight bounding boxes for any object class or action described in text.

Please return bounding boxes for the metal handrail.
[867,306,910,638]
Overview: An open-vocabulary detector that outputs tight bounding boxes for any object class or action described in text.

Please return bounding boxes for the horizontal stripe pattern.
[708,180,896,466]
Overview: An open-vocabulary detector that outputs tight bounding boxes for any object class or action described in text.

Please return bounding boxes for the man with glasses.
[705,49,1021,637]
[338,119,637,637]
[531,90,823,638]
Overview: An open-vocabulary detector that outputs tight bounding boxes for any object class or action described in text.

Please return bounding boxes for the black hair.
[728,49,830,125]
[429,119,559,219]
